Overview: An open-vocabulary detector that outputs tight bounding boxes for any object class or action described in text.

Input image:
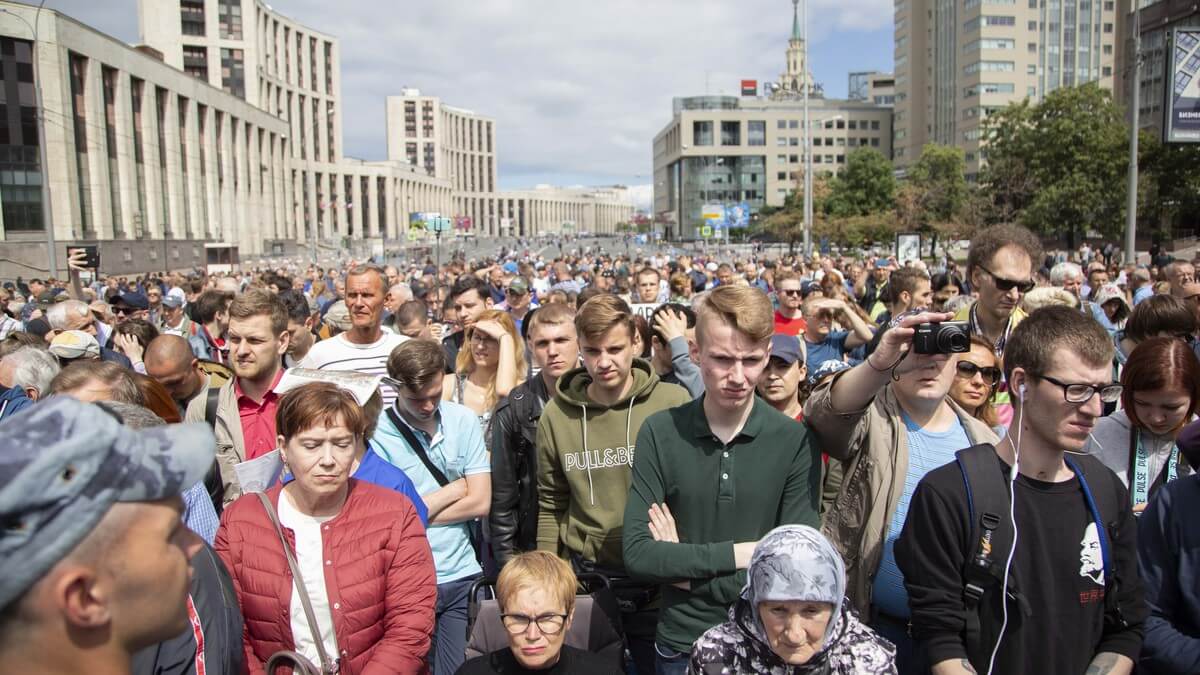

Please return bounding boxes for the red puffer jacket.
[215,479,437,675]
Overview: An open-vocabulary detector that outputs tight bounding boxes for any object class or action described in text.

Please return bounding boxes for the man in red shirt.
[773,270,808,336]
[211,289,291,504]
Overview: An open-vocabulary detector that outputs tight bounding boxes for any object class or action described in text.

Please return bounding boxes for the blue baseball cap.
[808,359,853,387]
[769,334,804,366]
[0,397,215,607]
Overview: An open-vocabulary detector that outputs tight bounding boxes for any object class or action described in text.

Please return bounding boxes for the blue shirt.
[1133,285,1154,306]
[372,402,490,584]
[872,410,970,619]
[182,481,219,544]
[805,330,850,367]
[357,446,429,526]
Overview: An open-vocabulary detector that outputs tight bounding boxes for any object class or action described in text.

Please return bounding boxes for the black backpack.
[953,444,1130,672]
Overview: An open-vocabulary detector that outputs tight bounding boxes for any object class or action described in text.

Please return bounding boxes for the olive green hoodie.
[536,359,691,569]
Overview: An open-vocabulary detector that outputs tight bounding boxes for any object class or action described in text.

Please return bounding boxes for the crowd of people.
[1,225,1200,675]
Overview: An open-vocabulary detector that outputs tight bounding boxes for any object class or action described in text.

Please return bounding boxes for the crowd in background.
[2,225,1200,675]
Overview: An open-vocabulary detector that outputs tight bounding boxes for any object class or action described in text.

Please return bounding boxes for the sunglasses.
[978,264,1035,294]
[779,289,803,297]
[955,361,1001,385]
[505,287,527,296]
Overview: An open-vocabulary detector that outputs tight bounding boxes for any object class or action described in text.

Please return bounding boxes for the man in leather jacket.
[489,303,579,566]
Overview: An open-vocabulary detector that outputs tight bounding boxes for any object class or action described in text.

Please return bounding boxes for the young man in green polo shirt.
[623,284,823,674]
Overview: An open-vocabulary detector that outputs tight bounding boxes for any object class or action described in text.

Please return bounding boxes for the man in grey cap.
[0,397,214,673]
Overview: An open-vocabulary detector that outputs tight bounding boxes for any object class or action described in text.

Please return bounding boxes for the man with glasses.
[773,270,808,336]
[803,309,1000,672]
[896,306,1145,675]
[955,223,1042,426]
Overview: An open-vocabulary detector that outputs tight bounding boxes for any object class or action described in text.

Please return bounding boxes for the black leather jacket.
[489,375,550,567]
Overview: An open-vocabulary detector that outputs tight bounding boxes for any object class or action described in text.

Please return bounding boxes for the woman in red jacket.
[216,382,437,674]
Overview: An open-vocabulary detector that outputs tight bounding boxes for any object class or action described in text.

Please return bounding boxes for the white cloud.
[40,0,893,187]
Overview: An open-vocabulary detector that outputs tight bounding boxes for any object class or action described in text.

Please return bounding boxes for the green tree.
[981,83,1127,248]
[823,148,896,218]
[896,143,974,255]
[1139,132,1200,237]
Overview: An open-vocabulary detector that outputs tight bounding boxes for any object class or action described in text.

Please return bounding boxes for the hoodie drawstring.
[581,402,593,506]
[580,396,638,508]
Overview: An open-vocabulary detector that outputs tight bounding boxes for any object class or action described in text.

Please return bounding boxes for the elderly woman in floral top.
[689,525,896,675]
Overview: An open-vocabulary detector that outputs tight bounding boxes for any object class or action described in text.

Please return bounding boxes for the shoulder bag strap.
[386,405,451,487]
[255,492,336,674]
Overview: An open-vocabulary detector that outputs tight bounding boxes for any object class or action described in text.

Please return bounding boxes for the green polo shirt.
[622,395,822,652]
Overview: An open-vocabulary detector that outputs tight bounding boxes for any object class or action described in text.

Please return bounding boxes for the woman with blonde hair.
[447,309,527,441]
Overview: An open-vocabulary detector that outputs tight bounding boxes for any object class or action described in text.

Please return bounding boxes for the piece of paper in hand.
[274,368,382,405]
[233,449,284,493]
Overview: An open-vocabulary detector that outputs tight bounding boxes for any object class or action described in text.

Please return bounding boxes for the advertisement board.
[1166,29,1200,143]
[727,202,751,229]
[701,204,726,228]
[741,79,758,97]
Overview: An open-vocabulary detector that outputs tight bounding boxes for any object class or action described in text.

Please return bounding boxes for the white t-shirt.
[298,331,409,406]
[278,491,339,665]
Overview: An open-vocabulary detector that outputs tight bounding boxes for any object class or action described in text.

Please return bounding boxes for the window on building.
[180,0,205,36]
[848,120,858,130]
[789,120,799,129]
[1103,23,1113,33]
[693,120,713,146]
[720,120,740,145]
[776,154,787,163]
[871,120,880,130]
[789,154,799,163]
[221,48,245,99]
[748,120,766,146]
[217,0,242,40]
[777,172,787,180]
[871,138,880,147]
[789,137,799,146]
[182,45,207,80]
[777,119,787,129]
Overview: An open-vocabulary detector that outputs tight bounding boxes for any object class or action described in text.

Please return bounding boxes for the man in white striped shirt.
[298,264,409,406]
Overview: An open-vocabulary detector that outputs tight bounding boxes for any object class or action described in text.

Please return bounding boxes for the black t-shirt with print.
[896,452,1145,675]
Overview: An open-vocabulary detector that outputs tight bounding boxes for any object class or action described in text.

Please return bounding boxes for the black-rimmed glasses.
[500,613,568,635]
[1034,373,1123,404]
[978,264,1035,294]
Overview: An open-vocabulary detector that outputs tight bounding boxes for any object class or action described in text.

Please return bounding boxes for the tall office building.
[894,0,1120,176]
[1115,0,1200,136]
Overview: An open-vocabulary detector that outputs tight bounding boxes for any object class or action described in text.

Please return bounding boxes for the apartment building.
[894,0,1120,176]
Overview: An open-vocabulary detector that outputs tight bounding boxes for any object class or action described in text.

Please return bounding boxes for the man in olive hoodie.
[536,294,689,673]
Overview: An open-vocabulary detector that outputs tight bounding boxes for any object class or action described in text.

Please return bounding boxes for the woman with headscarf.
[688,525,896,675]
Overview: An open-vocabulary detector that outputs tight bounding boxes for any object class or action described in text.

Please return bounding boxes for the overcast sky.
[41,0,892,194]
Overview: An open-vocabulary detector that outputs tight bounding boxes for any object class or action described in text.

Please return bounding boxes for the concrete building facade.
[894,0,1120,176]
[1114,0,1200,137]
[0,1,295,278]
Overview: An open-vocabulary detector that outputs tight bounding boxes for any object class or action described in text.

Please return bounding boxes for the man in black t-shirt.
[896,306,1146,675]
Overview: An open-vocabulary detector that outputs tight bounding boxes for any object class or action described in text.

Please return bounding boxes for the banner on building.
[741,79,758,97]
[1166,29,1200,143]
[701,204,726,228]
[727,202,751,229]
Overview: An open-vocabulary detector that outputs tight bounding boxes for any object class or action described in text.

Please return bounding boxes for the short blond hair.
[696,285,773,344]
[497,551,577,616]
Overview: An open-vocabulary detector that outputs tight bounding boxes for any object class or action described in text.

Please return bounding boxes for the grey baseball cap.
[0,397,215,607]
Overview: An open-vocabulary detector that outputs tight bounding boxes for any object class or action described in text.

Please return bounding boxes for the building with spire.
[650,0,892,240]
[773,0,819,99]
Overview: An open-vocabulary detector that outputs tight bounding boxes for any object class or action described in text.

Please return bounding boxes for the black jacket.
[489,375,551,566]
[132,541,244,675]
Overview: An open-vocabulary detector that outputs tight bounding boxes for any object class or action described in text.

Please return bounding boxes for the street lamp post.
[1,7,56,277]
[1124,1,1142,265]
[801,0,811,259]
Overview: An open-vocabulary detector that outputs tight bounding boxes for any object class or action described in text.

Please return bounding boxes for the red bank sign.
[741,79,758,97]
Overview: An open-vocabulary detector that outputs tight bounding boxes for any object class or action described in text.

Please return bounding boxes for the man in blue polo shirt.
[373,339,491,675]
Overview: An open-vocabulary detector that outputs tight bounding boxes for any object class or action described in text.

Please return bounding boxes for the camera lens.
[943,329,969,353]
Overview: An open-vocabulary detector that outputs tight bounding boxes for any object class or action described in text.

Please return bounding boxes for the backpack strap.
[202,386,224,515]
[1065,455,1128,630]
[950,441,1017,662]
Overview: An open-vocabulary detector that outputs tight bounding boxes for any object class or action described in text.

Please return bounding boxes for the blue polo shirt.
[372,401,490,584]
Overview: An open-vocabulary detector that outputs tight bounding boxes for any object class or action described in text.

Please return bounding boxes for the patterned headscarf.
[741,525,847,649]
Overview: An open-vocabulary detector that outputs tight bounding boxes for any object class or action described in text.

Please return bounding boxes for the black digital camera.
[912,321,971,354]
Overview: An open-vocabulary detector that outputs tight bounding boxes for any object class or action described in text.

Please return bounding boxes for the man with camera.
[804,310,999,672]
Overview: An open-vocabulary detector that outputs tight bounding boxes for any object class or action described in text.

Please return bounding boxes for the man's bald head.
[144,336,203,404]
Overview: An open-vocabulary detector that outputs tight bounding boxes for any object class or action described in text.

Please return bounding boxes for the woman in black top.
[455,551,620,675]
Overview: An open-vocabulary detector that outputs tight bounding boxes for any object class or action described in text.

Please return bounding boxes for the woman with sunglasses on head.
[446,309,527,445]
[1084,337,1200,513]
[948,335,1003,434]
